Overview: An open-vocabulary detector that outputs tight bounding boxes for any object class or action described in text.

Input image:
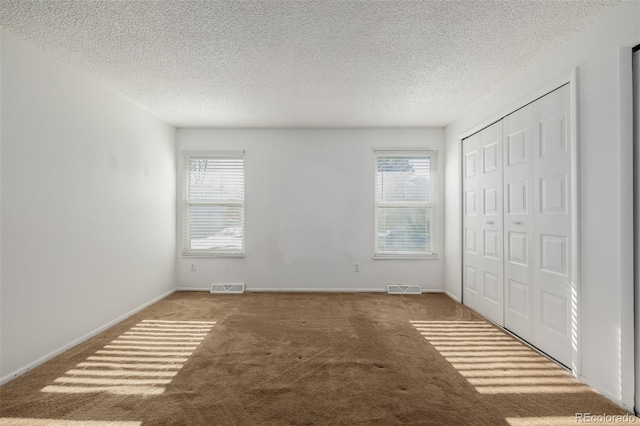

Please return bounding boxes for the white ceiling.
[0,0,621,128]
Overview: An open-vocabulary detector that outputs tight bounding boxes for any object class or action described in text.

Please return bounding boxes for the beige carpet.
[0,292,636,425]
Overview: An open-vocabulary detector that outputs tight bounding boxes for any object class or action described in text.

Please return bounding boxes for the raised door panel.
[508,232,528,265]
[538,113,568,160]
[465,150,477,179]
[507,130,527,166]
[465,228,477,255]
[484,230,499,259]
[465,265,478,294]
[540,291,569,338]
[508,279,529,320]
[483,187,499,216]
[507,181,527,215]
[540,175,567,214]
[540,235,568,276]
[483,272,500,306]
[465,190,477,215]
[483,142,499,174]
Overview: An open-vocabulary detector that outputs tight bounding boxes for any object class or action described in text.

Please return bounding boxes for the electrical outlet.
[354,263,359,272]
[190,262,197,272]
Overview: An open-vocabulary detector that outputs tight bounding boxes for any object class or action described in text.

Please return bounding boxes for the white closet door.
[463,131,481,314]
[532,84,572,366]
[463,121,504,325]
[462,84,573,368]
[503,104,535,343]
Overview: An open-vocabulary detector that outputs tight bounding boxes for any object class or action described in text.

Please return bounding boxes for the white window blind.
[183,153,245,256]
[374,150,437,258]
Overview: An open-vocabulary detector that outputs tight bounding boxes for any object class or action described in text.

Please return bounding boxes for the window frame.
[181,151,246,258]
[373,149,438,260]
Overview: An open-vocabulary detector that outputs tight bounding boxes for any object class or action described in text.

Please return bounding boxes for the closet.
[462,84,574,367]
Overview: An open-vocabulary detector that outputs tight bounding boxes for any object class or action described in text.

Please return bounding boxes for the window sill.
[373,254,439,260]
[182,252,245,258]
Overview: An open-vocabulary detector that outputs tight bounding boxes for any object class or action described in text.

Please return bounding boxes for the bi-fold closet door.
[462,121,504,325]
[463,84,573,367]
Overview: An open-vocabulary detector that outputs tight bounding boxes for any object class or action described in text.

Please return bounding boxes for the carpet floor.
[0,292,636,425]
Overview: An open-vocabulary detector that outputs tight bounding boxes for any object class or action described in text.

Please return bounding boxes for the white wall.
[0,29,177,382]
[444,1,640,410]
[177,128,444,292]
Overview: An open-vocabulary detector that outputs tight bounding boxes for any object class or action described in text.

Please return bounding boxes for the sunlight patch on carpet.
[41,320,215,396]
[410,320,591,394]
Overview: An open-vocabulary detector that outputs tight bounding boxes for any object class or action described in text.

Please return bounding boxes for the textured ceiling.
[0,0,622,128]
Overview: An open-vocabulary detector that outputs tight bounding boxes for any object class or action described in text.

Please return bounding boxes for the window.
[182,152,245,256]
[374,150,437,258]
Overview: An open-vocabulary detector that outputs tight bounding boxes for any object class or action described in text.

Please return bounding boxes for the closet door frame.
[459,69,581,377]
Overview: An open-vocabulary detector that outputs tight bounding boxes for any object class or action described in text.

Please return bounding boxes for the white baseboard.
[176,287,444,293]
[233,287,387,293]
[176,287,388,293]
[578,375,626,412]
[444,290,461,302]
[0,288,175,386]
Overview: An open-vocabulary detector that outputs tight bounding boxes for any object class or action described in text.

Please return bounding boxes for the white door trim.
[459,68,581,378]
[631,45,639,415]
[568,69,581,380]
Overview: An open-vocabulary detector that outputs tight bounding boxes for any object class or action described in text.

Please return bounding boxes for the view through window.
[182,153,245,256]
[374,151,437,258]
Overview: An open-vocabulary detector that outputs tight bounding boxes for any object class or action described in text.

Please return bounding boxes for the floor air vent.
[387,284,422,295]
[210,283,245,294]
